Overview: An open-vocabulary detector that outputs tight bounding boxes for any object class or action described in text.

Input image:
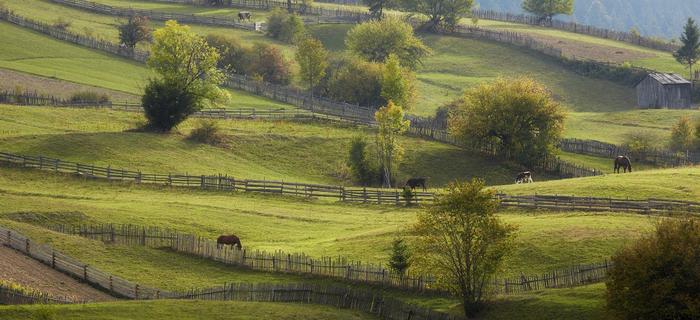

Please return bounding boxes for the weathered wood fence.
[0,284,75,305]
[497,194,700,215]
[560,138,700,167]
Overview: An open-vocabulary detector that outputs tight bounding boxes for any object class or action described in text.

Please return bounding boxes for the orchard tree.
[381,53,416,110]
[413,179,516,317]
[449,77,565,167]
[375,101,410,187]
[399,0,474,31]
[143,20,227,131]
[295,37,329,100]
[345,17,430,70]
[522,0,574,25]
[118,15,151,49]
[674,18,700,82]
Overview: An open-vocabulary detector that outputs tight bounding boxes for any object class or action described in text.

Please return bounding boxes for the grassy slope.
[0,21,291,110]
[0,167,654,276]
[0,105,520,185]
[0,300,375,320]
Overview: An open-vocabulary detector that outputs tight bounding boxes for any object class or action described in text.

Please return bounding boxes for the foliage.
[188,119,225,145]
[622,130,661,156]
[363,0,395,20]
[147,20,227,130]
[401,187,415,206]
[375,101,410,187]
[248,43,292,85]
[606,218,700,320]
[669,116,695,152]
[347,136,376,185]
[295,37,329,97]
[521,0,574,24]
[266,8,306,43]
[398,0,474,31]
[323,57,385,107]
[381,53,416,110]
[68,91,110,104]
[674,18,700,81]
[413,179,516,317]
[141,78,196,131]
[205,34,252,74]
[449,77,566,168]
[388,237,411,276]
[345,17,430,70]
[118,15,151,48]
[52,17,71,30]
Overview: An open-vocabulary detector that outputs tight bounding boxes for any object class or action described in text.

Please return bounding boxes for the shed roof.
[647,73,691,85]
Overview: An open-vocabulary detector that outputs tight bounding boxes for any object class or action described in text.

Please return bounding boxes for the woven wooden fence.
[0,225,169,300]
[560,138,700,167]
[0,284,75,305]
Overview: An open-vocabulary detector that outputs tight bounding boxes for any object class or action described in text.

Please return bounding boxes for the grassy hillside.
[0,300,375,320]
[0,167,655,275]
[0,22,292,110]
[0,104,522,185]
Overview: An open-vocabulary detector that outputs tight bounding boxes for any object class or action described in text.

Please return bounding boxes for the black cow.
[405,177,427,191]
[238,11,252,22]
[614,156,632,173]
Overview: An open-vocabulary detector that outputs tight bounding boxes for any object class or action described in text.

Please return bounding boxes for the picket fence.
[0,284,75,305]
[559,138,700,167]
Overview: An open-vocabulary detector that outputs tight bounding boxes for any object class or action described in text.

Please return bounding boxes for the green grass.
[558,152,658,174]
[0,300,375,320]
[0,104,521,185]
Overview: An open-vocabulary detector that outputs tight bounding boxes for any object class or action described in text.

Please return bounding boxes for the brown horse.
[405,177,427,191]
[614,156,632,173]
[217,235,242,249]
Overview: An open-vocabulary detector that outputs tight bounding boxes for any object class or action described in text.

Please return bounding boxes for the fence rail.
[0,284,75,305]
[560,138,700,167]
[497,194,700,215]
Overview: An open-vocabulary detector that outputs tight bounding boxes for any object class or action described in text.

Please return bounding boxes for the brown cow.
[217,235,242,249]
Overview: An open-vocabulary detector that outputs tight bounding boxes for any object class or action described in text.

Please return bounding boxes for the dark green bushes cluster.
[206,34,292,85]
[69,91,110,104]
[266,8,306,43]
[561,58,647,86]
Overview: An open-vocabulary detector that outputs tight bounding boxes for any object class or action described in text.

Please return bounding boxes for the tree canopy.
[674,18,700,81]
[118,15,150,49]
[521,0,574,24]
[295,37,329,98]
[381,54,416,110]
[375,101,410,187]
[399,0,474,31]
[345,17,430,70]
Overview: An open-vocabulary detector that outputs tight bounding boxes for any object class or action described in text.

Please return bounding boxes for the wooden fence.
[496,194,700,215]
[0,284,75,305]
[560,138,700,167]
[0,225,168,300]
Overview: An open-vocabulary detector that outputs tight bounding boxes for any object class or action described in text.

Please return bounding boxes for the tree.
[249,43,292,85]
[325,57,385,107]
[381,53,415,110]
[295,37,329,100]
[345,17,430,70]
[206,34,253,74]
[670,116,695,152]
[266,8,306,43]
[118,15,151,49]
[388,237,411,277]
[674,18,700,82]
[522,0,574,25]
[375,101,410,187]
[606,218,700,320]
[413,179,516,317]
[347,136,375,185]
[145,20,227,131]
[449,77,566,167]
[363,0,395,20]
[399,0,474,31]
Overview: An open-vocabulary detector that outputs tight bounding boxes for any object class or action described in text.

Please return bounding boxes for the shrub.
[248,43,292,85]
[347,136,375,185]
[266,8,306,43]
[188,119,225,145]
[325,57,384,107]
[141,78,197,132]
[345,17,430,70]
[606,218,700,320]
[206,34,253,74]
[52,17,72,30]
[623,130,661,156]
[69,91,110,104]
[669,116,695,152]
[388,237,411,276]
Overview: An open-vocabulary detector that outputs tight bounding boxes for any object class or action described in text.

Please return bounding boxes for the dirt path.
[0,245,115,302]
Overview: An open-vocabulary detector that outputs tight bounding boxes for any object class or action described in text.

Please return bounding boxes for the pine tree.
[388,237,411,276]
[674,18,700,82]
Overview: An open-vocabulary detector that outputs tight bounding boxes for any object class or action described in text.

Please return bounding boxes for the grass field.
[0,300,375,320]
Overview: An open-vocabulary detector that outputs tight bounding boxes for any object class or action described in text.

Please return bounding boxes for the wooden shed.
[636,73,692,109]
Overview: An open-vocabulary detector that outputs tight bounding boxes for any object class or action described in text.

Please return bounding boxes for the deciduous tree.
[363,0,395,20]
[381,53,416,110]
[521,0,574,25]
[375,101,410,187]
[670,116,695,152]
[399,0,474,31]
[413,179,516,317]
[345,17,430,70]
[295,37,329,100]
[118,15,151,48]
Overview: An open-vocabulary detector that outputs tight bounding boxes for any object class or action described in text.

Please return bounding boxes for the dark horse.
[217,235,242,249]
[614,156,632,173]
[238,11,252,21]
[405,177,428,191]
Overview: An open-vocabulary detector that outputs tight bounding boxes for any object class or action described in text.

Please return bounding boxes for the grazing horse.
[217,235,242,249]
[614,156,632,173]
[405,177,427,191]
[515,171,533,184]
[238,11,252,21]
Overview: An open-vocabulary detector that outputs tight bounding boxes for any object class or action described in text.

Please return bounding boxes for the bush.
[52,17,72,30]
[206,34,253,74]
[324,57,384,107]
[69,91,110,104]
[141,78,197,132]
[248,43,292,85]
[606,218,700,320]
[188,119,225,145]
[266,8,306,43]
[347,136,375,185]
[345,17,430,70]
[623,130,662,156]
[669,116,695,152]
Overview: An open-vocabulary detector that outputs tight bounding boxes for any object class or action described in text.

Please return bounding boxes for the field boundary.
[3,151,699,214]
[0,284,76,305]
[560,138,700,167]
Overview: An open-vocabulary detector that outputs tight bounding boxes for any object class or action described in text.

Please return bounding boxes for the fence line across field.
[3,151,700,214]
[559,138,700,167]
[0,284,76,305]
[0,10,614,179]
